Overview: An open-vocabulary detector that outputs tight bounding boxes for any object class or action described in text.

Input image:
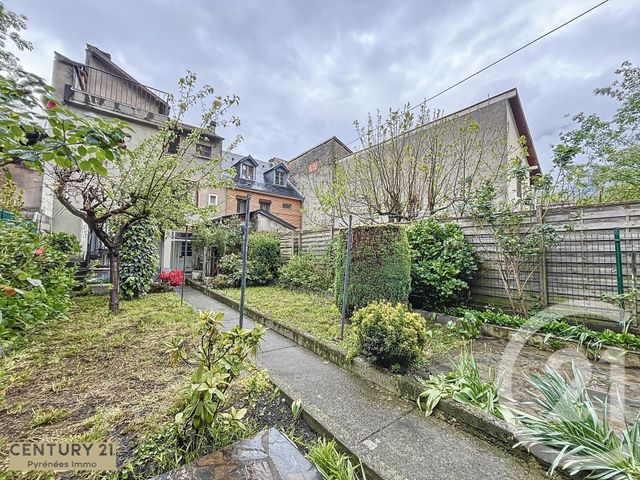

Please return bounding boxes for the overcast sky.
[7,0,639,171]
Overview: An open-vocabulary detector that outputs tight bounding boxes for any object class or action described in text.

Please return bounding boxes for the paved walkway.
[182,287,548,480]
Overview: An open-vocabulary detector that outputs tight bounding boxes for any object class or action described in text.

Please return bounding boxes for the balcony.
[64,63,171,124]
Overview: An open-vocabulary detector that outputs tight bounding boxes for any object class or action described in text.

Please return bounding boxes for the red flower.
[34,246,45,257]
[160,269,185,287]
[46,99,57,110]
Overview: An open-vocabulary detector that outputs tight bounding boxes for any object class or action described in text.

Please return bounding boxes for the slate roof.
[221,151,303,200]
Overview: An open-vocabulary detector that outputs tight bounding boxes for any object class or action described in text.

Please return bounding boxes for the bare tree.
[313,102,517,226]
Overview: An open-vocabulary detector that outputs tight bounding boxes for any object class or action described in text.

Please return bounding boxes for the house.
[288,89,540,229]
[8,44,301,274]
[199,151,303,233]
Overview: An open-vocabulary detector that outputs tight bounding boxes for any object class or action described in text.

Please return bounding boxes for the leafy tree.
[52,72,240,313]
[555,61,640,204]
[0,3,127,177]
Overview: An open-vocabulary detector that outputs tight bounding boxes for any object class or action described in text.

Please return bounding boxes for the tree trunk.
[109,249,120,314]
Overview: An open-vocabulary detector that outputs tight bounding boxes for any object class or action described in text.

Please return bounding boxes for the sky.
[7,0,640,172]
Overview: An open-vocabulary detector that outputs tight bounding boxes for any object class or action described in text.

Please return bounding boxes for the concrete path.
[181,287,548,480]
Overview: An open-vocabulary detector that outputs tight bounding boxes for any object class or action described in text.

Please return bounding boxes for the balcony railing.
[69,63,171,117]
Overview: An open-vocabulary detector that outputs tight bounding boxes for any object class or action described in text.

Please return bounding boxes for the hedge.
[334,224,411,313]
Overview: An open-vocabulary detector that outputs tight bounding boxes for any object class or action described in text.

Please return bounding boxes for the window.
[196,143,212,158]
[208,194,218,206]
[259,200,271,212]
[275,170,286,186]
[237,198,248,213]
[240,163,255,180]
[282,203,292,209]
[309,160,319,173]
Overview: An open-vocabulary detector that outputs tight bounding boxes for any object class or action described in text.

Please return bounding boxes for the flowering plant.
[159,269,185,287]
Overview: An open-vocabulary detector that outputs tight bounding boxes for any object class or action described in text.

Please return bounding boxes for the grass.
[215,286,461,362]
[215,286,355,350]
[0,292,201,477]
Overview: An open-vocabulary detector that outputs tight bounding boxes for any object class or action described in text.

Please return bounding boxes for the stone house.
[287,89,540,229]
[8,44,301,273]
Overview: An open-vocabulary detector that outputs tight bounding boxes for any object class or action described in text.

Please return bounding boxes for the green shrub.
[352,302,428,369]
[248,232,281,277]
[169,310,265,432]
[0,222,78,347]
[278,254,331,292]
[406,219,479,310]
[219,253,272,286]
[119,220,159,299]
[335,224,411,313]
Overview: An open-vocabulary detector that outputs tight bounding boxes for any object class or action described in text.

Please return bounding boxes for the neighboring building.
[288,89,540,229]
[10,44,301,273]
[199,152,303,233]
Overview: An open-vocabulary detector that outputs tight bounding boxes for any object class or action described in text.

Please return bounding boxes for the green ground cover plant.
[212,286,353,349]
[307,438,367,480]
[452,308,640,353]
[0,293,303,479]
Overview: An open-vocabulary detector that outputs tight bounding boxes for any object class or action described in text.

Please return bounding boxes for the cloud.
[6,0,640,172]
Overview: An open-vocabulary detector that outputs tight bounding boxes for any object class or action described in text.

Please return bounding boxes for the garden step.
[181,286,551,480]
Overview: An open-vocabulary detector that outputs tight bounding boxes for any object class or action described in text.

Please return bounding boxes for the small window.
[259,200,271,212]
[309,160,319,173]
[282,203,292,209]
[241,163,255,180]
[208,194,218,206]
[275,170,286,186]
[237,198,248,213]
[196,143,212,158]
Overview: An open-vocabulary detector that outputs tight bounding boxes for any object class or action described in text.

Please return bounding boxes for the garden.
[193,216,640,479]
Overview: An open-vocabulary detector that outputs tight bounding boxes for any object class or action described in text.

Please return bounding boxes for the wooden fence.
[277,202,640,324]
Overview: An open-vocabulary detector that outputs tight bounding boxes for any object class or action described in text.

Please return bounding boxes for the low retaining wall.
[416,309,640,369]
[186,279,521,454]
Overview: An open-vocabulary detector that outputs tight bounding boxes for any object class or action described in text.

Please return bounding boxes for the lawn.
[216,286,355,349]
[0,292,310,479]
[214,286,460,360]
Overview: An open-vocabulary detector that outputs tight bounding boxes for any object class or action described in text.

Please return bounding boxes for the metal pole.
[239,194,251,328]
[181,225,188,305]
[614,227,625,326]
[340,215,353,339]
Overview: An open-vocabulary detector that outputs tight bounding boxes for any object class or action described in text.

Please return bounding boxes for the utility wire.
[343,0,611,148]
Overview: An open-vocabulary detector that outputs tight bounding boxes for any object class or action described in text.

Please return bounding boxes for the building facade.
[287,89,540,229]
[10,44,302,273]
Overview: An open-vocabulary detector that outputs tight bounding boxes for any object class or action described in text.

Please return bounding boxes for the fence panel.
[276,202,640,326]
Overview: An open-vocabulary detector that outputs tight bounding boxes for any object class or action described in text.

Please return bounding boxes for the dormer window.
[275,170,286,186]
[241,163,255,180]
